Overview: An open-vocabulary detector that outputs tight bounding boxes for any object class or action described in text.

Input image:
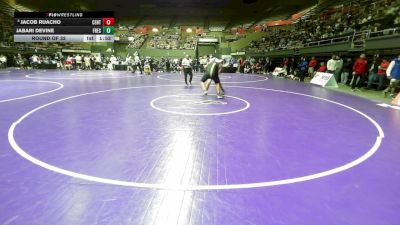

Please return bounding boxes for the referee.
[182,55,193,85]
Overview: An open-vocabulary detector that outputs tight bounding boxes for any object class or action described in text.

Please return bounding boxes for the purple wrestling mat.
[0,69,399,225]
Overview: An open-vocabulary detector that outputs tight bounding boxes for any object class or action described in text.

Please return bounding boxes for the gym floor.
[0,69,399,225]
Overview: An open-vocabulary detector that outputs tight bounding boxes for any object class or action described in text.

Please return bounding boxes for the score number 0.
[103,18,115,26]
[102,18,115,35]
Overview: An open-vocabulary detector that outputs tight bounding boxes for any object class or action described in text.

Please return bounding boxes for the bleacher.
[181,32,197,50]
[147,32,180,50]
[243,0,400,53]
[147,30,197,50]
[126,34,148,49]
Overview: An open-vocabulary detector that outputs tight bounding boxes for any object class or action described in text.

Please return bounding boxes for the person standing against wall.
[326,55,337,74]
[383,54,400,98]
[334,55,343,82]
[308,56,318,78]
[341,58,352,85]
[298,56,308,82]
[351,54,368,91]
[368,57,389,90]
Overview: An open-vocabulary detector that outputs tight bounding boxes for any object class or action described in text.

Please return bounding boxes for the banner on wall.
[310,72,338,87]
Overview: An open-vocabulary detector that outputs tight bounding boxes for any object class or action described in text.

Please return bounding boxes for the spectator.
[242,0,400,53]
[341,58,353,85]
[308,56,318,77]
[105,56,112,70]
[192,58,199,72]
[166,58,171,73]
[133,53,143,74]
[65,56,73,70]
[334,55,343,82]
[31,54,39,69]
[110,55,117,70]
[283,57,290,75]
[366,54,382,89]
[75,54,82,70]
[298,57,309,82]
[264,57,271,73]
[368,57,388,90]
[126,34,148,49]
[147,32,188,50]
[244,58,252,73]
[95,54,102,70]
[126,54,134,72]
[84,55,91,70]
[71,55,76,70]
[0,54,7,68]
[351,54,369,91]
[253,60,262,74]
[327,55,337,73]
[289,57,297,75]
[56,52,64,69]
[237,57,243,73]
[383,54,400,98]
[317,62,327,72]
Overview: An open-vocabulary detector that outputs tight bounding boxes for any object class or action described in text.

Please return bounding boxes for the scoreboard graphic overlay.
[14,12,115,42]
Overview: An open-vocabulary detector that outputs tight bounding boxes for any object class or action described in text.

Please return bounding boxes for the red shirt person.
[366,58,390,90]
[308,57,318,76]
[351,54,368,91]
[378,59,390,76]
[317,62,327,72]
[283,58,289,67]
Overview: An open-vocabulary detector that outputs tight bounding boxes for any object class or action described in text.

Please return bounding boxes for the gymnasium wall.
[365,35,400,50]
[219,47,232,56]
[300,43,351,54]
[198,45,217,57]
[139,48,195,58]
